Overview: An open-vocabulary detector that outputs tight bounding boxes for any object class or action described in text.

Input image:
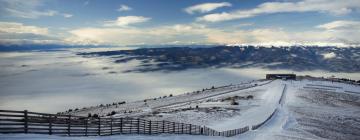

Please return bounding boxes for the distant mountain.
[79,46,360,72]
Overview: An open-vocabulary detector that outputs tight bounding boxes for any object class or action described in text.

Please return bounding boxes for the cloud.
[62,13,73,18]
[104,16,151,27]
[0,22,65,45]
[0,0,73,19]
[0,22,49,35]
[197,0,360,22]
[66,20,360,46]
[185,2,231,14]
[316,20,360,30]
[117,4,132,12]
[2,20,359,46]
[66,24,209,45]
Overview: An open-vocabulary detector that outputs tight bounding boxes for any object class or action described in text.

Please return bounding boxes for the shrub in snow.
[169,94,173,97]
[88,113,92,118]
[230,99,239,105]
[111,111,116,115]
[247,95,254,99]
[152,111,159,115]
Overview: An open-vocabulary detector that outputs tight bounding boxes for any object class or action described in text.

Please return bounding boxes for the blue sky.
[0,0,360,46]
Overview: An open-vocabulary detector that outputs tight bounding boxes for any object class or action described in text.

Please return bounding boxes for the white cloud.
[0,22,67,45]
[198,0,360,22]
[67,20,360,46]
[0,0,73,19]
[317,20,360,30]
[104,16,151,27]
[63,13,73,18]
[2,20,359,46]
[117,4,132,12]
[0,22,48,35]
[185,2,231,14]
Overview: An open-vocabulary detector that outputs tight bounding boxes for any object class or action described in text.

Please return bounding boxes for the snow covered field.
[1,48,360,139]
[1,79,359,139]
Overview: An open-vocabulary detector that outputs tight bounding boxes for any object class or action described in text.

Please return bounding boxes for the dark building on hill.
[266,74,296,80]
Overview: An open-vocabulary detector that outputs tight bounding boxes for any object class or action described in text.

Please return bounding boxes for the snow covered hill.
[1,78,359,140]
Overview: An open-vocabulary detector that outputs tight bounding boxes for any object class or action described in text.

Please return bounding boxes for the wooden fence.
[0,109,249,137]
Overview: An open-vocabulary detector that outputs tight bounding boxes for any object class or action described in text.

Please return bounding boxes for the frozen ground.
[1,49,360,139]
[1,78,359,140]
[55,79,360,140]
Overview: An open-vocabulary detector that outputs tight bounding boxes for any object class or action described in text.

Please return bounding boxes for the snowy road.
[208,80,285,131]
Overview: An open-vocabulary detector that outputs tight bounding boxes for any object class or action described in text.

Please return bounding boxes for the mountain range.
[78,46,360,73]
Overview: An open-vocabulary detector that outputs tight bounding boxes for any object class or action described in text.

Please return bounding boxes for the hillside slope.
[1,79,359,140]
[57,79,360,140]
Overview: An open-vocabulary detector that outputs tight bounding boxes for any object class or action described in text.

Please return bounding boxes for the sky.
[0,0,360,46]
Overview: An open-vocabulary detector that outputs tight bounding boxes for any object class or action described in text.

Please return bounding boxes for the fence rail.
[0,109,249,137]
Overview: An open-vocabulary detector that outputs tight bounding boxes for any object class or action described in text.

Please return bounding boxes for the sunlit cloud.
[62,13,73,18]
[0,22,66,45]
[117,4,132,12]
[66,20,360,46]
[316,20,360,30]
[184,2,231,14]
[0,22,48,35]
[0,0,73,19]
[197,0,360,22]
[104,16,151,27]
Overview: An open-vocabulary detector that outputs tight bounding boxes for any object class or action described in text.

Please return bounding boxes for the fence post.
[162,120,165,133]
[200,127,203,135]
[85,119,88,136]
[48,114,52,135]
[98,117,101,136]
[67,115,71,136]
[137,118,140,134]
[120,118,123,134]
[149,120,152,135]
[181,123,183,134]
[24,110,28,134]
[110,117,113,135]
[173,122,175,133]
[189,124,192,135]
[129,118,132,134]
[144,120,146,134]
